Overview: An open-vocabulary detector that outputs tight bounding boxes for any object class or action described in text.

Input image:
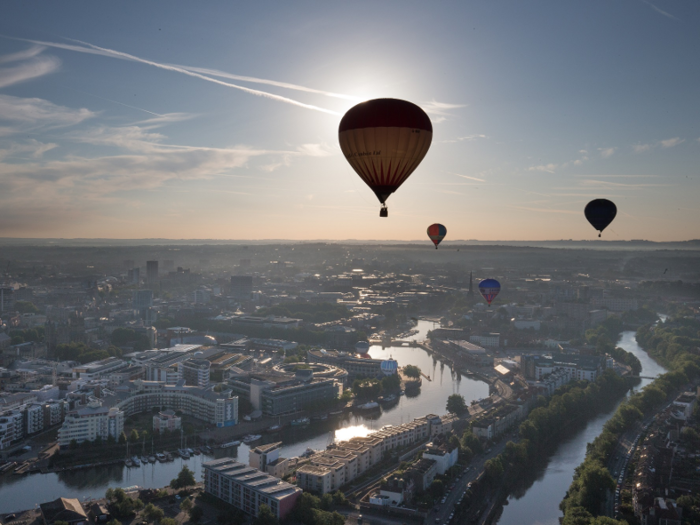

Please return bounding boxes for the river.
[495,329,668,525]
[0,320,490,513]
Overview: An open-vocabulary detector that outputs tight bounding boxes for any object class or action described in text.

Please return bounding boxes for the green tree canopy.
[446,393,468,414]
[170,466,196,489]
[403,365,421,378]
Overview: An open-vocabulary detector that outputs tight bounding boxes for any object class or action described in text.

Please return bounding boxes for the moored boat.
[242,434,261,444]
[220,440,241,448]
[291,417,310,426]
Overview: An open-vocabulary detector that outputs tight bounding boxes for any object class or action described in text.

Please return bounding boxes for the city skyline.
[1,1,699,241]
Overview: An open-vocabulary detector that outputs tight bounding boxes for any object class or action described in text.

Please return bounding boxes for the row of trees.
[351,373,401,399]
[560,317,700,524]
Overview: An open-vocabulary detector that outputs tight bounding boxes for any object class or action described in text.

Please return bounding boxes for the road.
[427,436,515,525]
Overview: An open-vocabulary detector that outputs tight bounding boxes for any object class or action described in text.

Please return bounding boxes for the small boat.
[329,410,344,417]
[148,456,156,463]
[378,394,397,404]
[131,456,141,466]
[265,424,283,433]
[300,447,318,458]
[242,434,261,444]
[141,455,149,464]
[201,446,212,454]
[192,448,201,455]
[179,449,190,459]
[165,453,173,461]
[187,448,194,455]
[220,440,241,448]
[156,453,166,462]
[291,417,310,426]
[312,414,328,421]
[357,401,380,411]
[125,459,134,467]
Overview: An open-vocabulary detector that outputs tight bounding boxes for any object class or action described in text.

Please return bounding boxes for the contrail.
[9,36,340,115]
[172,64,359,101]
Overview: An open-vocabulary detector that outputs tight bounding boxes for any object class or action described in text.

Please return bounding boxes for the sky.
[0,1,699,242]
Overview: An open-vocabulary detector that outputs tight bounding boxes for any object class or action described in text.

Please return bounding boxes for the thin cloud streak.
[453,172,485,182]
[0,55,60,88]
[176,64,359,101]
[0,45,46,64]
[12,37,340,115]
[639,0,679,21]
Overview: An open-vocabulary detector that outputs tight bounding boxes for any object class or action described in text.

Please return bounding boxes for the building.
[406,458,438,491]
[40,498,88,525]
[132,290,153,318]
[296,464,334,494]
[152,409,181,434]
[229,373,341,417]
[229,276,253,299]
[0,409,24,449]
[469,333,500,348]
[57,399,124,447]
[113,379,238,427]
[146,260,159,285]
[249,441,290,478]
[180,358,211,388]
[203,458,301,520]
[521,353,605,382]
[72,357,129,380]
[423,441,459,475]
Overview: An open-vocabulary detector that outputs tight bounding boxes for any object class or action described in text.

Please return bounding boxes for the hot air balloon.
[338,99,433,217]
[584,199,617,237]
[479,278,501,307]
[427,223,447,249]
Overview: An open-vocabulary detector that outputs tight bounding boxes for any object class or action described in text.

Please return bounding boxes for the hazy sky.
[1,1,699,241]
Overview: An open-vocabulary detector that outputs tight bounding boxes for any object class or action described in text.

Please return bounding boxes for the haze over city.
[1,1,699,241]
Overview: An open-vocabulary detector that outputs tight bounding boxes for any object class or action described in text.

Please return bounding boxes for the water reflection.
[496,331,668,525]
[334,425,373,442]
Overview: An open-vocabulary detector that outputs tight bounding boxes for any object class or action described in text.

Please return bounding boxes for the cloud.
[0,139,57,161]
[421,100,467,115]
[0,45,46,64]
[598,147,616,159]
[639,0,679,21]
[660,137,684,148]
[528,163,558,174]
[580,179,667,189]
[175,64,359,101]
[0,54,60,88]
[296,143,334,157]
[440,134,487,144]
[13,36,340,115]
[633,143,652,153]
[452,173,485,182]
[0,94,96,135]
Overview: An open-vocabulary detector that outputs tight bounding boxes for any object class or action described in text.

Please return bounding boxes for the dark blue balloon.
[584,199,617,237]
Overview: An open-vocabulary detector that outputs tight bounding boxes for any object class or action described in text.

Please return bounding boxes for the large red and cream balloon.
[339,99,433,217]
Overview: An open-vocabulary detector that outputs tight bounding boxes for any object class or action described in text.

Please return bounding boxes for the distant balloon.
[427,223,447,249]
[338,98,433,217]
[584,199,617,237]
[479,278,501,307]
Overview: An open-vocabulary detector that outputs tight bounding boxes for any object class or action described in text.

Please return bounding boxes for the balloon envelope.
[427,223,447,248]
[479,278,501,306]
[338,99,432,212]
[584,199,617,237]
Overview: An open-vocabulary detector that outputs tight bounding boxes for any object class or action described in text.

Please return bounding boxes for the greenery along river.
[495,330,667,525]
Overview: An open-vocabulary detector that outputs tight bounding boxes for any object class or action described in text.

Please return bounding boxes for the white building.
[470,333,500,348]
[57,399,124,447]
[153,409,181,434]
[0,409,24,449]
[423,443,459,475]
[72,357,129,380]
[24,403,44,434]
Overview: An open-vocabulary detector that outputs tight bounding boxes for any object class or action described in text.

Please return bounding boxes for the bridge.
[628,375,657,380]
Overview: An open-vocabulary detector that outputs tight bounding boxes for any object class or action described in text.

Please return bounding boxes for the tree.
[180,498,193,513]
[119,431,127,445]
[106,520,121,525]
[428,479,444,499]
[171,466,196,489]
[189,506,204,524]
[143,503,164,523]
[403,365,421,378]
[446,394,467,415]
[161,519,177,525]
[129,429,140,443]
[14,301,39,314]
[252,504,278,525]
